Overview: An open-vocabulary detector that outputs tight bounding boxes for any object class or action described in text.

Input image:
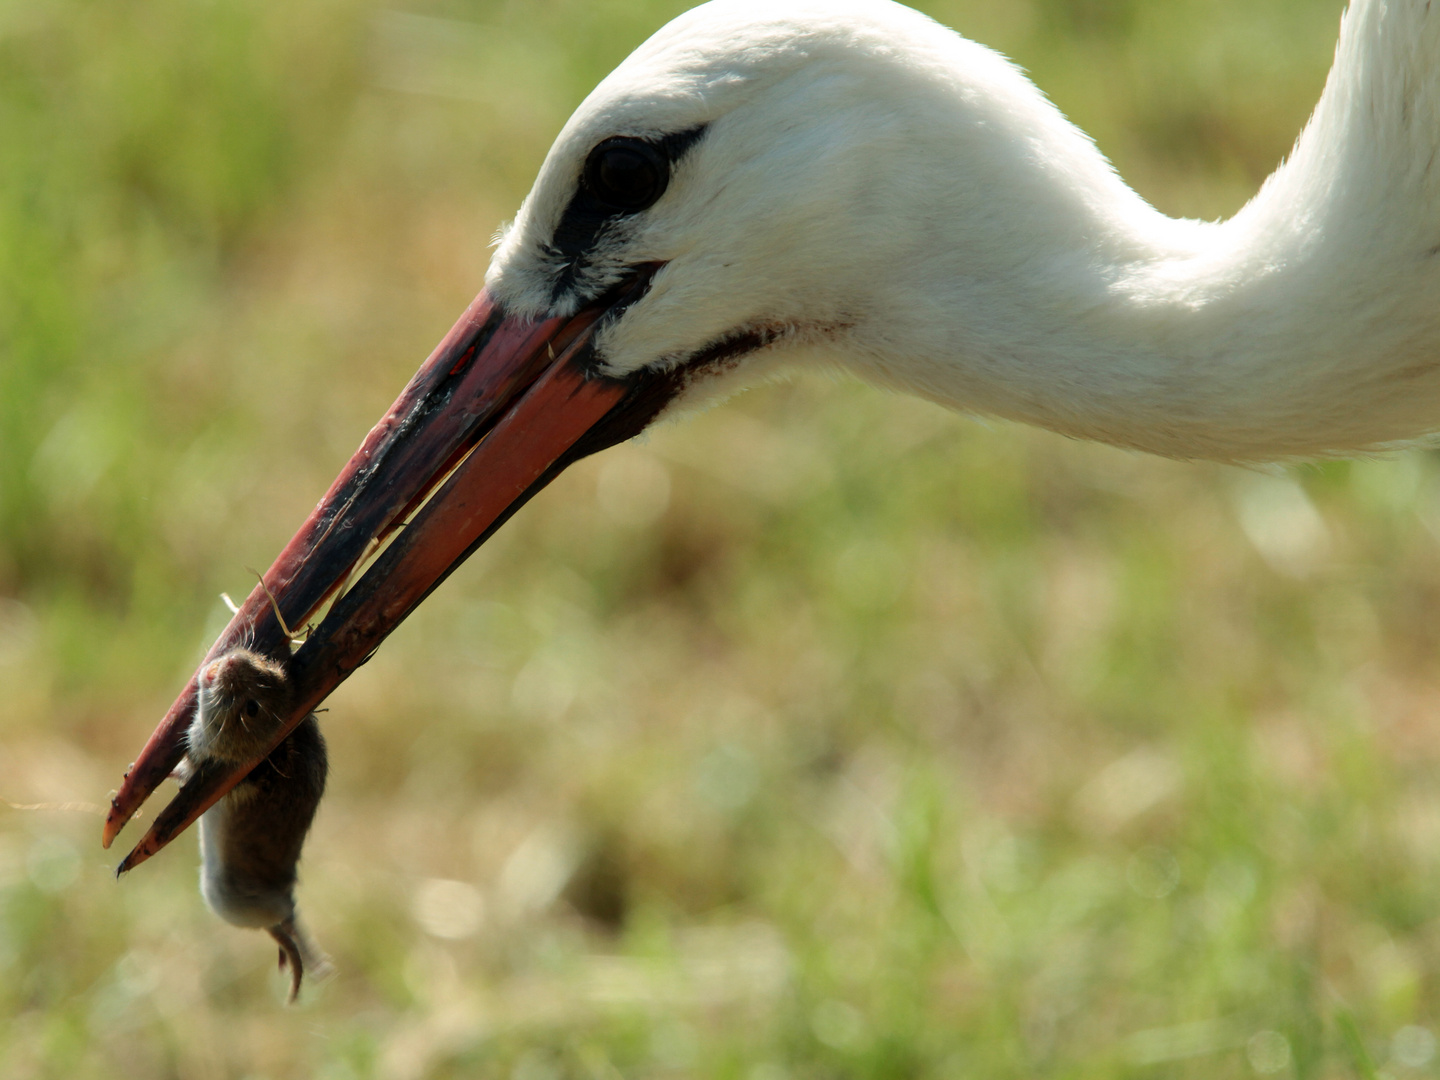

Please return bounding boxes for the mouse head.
[189,649,291,764]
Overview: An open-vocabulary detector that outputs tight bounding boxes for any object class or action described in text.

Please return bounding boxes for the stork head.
[486,0,1096,399]
[103,0,1090,866]
[485,0,955,393]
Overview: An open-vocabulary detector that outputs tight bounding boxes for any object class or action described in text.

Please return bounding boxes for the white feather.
[487,0,1440,462]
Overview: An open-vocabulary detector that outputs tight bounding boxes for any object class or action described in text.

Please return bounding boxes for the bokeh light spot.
[1393,1025,1436,1068]
[1246,1030,1291,1074]
[811,999,869,1053]
[410,878,485,940]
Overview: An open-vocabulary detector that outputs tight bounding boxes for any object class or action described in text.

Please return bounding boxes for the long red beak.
[104,268,684,871]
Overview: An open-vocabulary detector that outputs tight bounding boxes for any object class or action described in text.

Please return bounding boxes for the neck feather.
[861,0,1440,462]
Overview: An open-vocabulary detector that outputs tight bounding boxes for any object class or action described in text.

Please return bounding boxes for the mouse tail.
[269,916,334,1004]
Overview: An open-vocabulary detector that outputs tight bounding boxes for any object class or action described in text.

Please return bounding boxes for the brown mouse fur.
[184,648,331,1002]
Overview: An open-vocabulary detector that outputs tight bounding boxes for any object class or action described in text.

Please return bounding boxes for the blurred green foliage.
[14,0,1440,1078]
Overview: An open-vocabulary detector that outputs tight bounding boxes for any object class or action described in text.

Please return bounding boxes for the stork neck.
[868,0,1440,462]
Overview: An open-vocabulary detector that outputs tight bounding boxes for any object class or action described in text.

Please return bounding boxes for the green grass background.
[6,0,1440,1076]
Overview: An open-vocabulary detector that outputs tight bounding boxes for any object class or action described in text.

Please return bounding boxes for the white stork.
[105,0,1440,864]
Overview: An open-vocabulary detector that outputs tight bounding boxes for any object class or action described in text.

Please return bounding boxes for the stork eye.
[244,699,260,718]
[584,138,668,212]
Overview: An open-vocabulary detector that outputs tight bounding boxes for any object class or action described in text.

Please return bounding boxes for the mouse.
[182,648,331,1003]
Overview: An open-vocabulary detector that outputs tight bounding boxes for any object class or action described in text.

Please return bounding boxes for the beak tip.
[102,803,123,850]
[102,799,133,850]
[116,841,153,876]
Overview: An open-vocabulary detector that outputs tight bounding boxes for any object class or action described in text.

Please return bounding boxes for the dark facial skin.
[184,649,330,1002]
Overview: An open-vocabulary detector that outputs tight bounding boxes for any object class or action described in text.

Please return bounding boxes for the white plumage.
[488,0,1440,462]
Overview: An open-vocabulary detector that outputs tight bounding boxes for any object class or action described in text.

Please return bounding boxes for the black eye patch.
[547,125,707,302]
